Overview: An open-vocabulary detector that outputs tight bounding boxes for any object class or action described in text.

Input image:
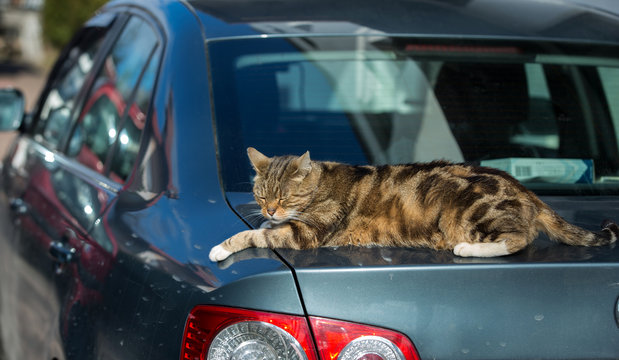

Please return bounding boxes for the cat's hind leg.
[453,231,530,257]
[453,241,511,257]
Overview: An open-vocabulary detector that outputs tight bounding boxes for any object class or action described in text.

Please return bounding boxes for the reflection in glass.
[68,16,161,183]
[37,29,107,147]
[210,36,619,195]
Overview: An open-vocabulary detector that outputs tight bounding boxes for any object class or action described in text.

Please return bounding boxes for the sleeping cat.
[209,147,618,261]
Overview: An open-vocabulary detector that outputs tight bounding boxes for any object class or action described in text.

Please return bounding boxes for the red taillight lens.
[310,317,420,360]
[180,306,420,360]
[180,305,318,360]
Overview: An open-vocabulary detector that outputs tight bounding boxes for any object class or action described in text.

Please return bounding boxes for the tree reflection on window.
[68,16,160,183]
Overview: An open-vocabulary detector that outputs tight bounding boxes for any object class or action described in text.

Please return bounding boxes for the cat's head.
[247,147,316,223]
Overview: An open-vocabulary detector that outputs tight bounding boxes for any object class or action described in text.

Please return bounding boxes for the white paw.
[453,241,511,257]
[209,245,232,262]
[453,242,474,257]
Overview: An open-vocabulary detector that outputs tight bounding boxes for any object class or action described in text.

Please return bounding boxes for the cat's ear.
[292,151,312,181]
[247,147,271,175]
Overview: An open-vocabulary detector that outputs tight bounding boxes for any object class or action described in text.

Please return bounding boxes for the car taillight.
[180,306,420,360]
[180,306,318,360]
[309,317,420,360]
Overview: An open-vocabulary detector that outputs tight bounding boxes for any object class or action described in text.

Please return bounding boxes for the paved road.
[0,8,47,360]
[0,66,46,360]
[0,62,46,360]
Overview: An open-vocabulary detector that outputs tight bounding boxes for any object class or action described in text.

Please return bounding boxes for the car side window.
[107,49,161,182]
[34,17,115,148]
[67,16,160,183]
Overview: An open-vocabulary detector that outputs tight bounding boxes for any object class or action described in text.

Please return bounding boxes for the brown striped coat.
[209,148,618,261]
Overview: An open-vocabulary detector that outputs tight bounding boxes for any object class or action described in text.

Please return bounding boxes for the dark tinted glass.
[68,16,160,183]
[35,22,113,148]
[211,37,619,195]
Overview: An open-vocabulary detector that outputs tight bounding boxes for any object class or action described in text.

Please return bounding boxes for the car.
[0,0,619,359]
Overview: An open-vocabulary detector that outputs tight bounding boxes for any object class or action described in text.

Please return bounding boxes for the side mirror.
[0,88,25,131]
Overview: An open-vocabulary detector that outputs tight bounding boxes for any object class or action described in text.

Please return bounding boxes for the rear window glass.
[209,36,619,195]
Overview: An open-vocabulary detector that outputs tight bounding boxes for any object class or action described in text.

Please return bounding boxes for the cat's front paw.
[209,244,233,262]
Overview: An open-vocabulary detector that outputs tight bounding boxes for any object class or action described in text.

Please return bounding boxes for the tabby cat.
[209,147,618,261]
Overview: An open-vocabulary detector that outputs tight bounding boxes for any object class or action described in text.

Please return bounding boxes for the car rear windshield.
[209,36,619,196]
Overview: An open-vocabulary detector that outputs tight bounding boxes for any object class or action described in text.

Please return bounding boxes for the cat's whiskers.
[242,209,267,225]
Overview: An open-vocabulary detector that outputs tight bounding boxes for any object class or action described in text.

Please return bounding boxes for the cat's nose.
[267,208,276,216]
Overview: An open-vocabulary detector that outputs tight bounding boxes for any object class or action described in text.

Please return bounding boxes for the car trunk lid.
[270,196,619,360]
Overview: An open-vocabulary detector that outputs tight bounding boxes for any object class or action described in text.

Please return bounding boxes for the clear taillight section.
[180,305,421,360]
[310,317,420,360]
[180,306,318,360]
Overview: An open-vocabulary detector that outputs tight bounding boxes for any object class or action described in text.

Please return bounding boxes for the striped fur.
[209,148,618,261]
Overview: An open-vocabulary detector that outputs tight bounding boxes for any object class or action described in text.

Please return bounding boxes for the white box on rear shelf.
[480,158,594,184]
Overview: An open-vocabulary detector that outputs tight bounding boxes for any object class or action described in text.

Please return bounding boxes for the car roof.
[183,0,619,44]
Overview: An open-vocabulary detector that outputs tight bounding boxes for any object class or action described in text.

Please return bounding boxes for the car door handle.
[49,229,77,264]
[49,241,77,263]
[50,239,77,275]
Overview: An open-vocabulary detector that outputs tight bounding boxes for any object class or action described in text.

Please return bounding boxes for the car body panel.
[292,261,619,360]
[275,197,619,359]
[0,1,303,359]
[0,134,118,358]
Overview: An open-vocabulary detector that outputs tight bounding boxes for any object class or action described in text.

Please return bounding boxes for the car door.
[52,15,162,359]
[0,11,163,360]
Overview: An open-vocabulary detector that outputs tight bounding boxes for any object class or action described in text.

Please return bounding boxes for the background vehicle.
[0,0,618,359]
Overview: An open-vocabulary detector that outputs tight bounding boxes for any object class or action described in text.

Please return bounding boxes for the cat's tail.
[535,206,619,247]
